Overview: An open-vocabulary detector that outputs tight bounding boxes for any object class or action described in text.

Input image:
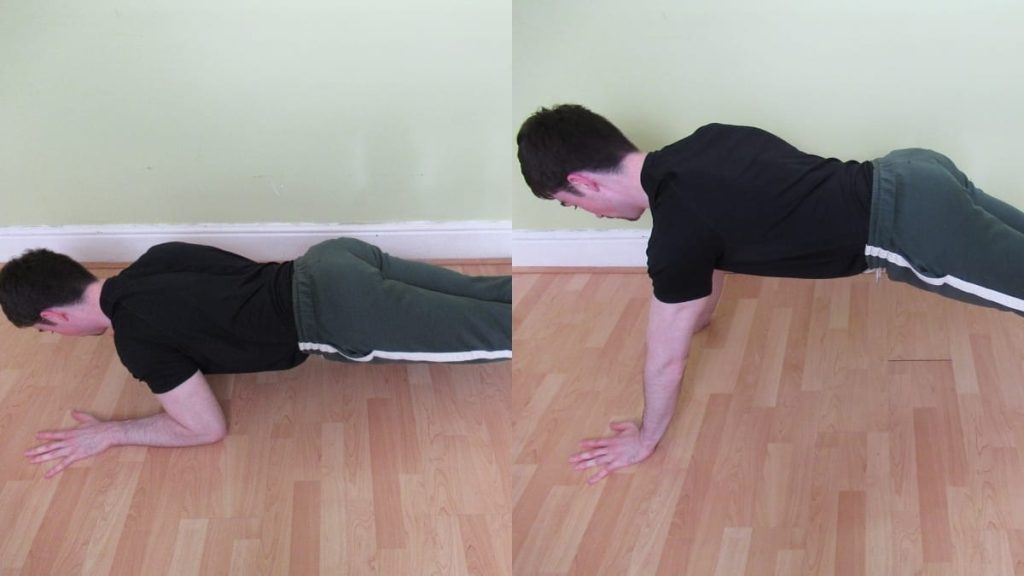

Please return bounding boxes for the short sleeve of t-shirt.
[646,193,722,303]
[112,313,200,394]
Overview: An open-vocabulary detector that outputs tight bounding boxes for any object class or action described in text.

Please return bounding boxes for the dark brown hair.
[0,249,97,327]
[516,104,638,199]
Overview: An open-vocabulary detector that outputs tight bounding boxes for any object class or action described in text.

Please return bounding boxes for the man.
[516,103,1024,484]
[0,237,512,477]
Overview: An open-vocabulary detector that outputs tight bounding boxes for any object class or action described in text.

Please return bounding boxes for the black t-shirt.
[99,242,307,394]
[641,124,873,303]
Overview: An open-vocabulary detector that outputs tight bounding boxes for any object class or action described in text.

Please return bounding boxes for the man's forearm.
[638,294,706,453]
[109,411,226,448]
[638,359,686,450]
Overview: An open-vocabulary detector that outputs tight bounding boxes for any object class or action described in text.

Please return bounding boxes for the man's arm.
[696,270,724,331]
[569,291,713,484]
[25,370,226,478]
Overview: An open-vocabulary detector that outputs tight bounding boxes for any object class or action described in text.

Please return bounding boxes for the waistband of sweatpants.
[866,154,898,269]
[290,252,316,346]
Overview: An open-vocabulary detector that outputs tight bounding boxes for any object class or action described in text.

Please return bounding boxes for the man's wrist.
[104,420,126,448]
[637,425,661,452]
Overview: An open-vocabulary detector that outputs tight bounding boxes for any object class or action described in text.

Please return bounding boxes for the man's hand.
[25,410,117,479]
[569,421,655,484]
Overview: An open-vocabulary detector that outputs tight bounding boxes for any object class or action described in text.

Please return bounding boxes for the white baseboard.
[512,229,649,267]
[0,221,511,262]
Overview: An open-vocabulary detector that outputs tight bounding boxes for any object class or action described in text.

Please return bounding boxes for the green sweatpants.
[291,238,512,362]
[866,148,1024,315]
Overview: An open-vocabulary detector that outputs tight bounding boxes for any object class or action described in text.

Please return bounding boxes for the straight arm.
[570,291,713,483]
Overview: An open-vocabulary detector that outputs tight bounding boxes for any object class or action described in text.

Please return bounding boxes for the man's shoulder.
[108,310,199,394]
[127,242,203,272]
[648,123,737,166]
[680,123,775,146]
[101,244,206,316]
[127,242,254,276]
[139,241,233,261]
[647,123,785,180]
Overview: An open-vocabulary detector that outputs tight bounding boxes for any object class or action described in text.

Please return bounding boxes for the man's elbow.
[204,421,228,444]
[696,302,718,331]
[190,420,227,445]
[695,315,712,333]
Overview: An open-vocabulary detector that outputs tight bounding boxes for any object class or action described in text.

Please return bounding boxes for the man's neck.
[617,152,651,212]
[82,280,112,330]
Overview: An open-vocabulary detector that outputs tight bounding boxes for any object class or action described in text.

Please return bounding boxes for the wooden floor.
[6,267,1024,575]
[0,263,510,576]
[513,271,1024,576]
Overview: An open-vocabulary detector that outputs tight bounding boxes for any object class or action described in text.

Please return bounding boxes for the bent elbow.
[695,317,712,333]
[194,422,227,445]
[206,424,228,444]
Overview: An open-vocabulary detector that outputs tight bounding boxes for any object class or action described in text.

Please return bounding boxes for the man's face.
[551,188,644,221]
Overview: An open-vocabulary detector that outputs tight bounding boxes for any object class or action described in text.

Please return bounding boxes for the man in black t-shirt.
[517,104,1024,484]
[0,238,511,478]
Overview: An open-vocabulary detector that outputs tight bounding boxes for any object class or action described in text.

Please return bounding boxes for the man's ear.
[38,309,66,324]
[566,172,599,195]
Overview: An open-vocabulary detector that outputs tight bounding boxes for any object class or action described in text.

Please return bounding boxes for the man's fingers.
[29,448,68,464]
[30,451,64,464]
[25,444,50,457]
[36,426,74,438]
[44,459,71,479]
[71,410,97,424]
[25,442,63,457]
[592,460,625,477]
[570,444,616,462]
[575,423,645,483]
[587,467,612,484]
[44,451,88,479]
[574,459,598,470]
[574,454,616,471]
[568,448,608,463]
[582,454,637,482]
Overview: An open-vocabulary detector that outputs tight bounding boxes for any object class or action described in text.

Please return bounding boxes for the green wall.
[0,1,517,225]
[513,0,1024,230]
[4,1,1024,229]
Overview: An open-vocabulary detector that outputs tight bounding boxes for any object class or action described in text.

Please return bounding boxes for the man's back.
[100,242,307,394]
[642,124,874,303]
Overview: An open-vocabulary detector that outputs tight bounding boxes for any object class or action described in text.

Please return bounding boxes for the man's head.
[516,104,639,199]
[0,248,103,334]
[517,104,647,220]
